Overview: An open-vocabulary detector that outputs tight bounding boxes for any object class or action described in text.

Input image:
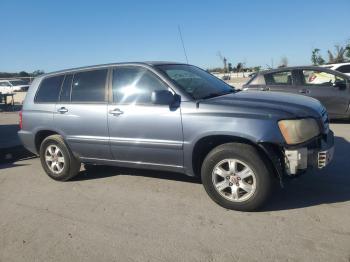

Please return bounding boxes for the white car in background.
[0,79,29,94]
[320,63,350,76]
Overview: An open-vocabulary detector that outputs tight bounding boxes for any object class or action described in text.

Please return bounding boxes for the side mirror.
[333,80,347,90]
[151,90,176,105]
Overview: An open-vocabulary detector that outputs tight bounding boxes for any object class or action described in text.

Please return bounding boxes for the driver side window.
[302,70,345,87]
[112,67,168,104]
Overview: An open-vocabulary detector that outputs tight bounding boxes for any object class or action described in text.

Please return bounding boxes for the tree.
[253,66,261,72]
[236,62,243,72]
[32,70,45,76]
[228,63,233,72]
[345,41,350,60]
[327,45,346,63]
[19,71,30,77]
[234,62,244,77]
[279,56,288,68]
[311,48,325,65]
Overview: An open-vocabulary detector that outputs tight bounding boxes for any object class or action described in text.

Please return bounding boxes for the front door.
[298,69,349,117]
[107,66,184,169]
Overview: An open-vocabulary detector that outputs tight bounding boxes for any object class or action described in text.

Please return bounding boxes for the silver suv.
[18,62,334,211]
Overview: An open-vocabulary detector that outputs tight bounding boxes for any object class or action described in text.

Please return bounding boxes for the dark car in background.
[243,66,350,119]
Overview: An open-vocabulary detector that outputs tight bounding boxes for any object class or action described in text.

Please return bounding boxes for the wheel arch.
[190,135,282,180]
[34,129,62,154]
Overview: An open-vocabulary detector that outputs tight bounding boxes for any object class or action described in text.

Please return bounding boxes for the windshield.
[9,80,27,86]
[156,64,235,100]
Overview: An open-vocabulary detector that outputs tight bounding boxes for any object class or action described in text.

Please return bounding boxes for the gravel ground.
[0,116,350,261]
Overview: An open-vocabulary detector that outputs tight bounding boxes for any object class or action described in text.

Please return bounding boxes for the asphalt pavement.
[0,114,350,262]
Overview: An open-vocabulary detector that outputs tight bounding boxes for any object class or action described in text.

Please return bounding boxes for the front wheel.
[201,143,273,211]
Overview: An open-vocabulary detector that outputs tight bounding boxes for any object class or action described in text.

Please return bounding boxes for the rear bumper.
[18,130,37,155]
[284,130,334,175]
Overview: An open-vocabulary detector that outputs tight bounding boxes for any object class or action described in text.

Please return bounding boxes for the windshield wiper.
[195,89,235,108]
[201,89,235,99]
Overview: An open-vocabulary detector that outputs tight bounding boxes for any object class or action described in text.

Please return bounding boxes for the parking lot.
[0,112,350,262]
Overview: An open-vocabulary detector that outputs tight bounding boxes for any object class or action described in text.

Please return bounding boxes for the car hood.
[199,90,324,119]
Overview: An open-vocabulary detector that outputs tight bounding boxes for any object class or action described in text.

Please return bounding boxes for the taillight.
[19,111,23,129]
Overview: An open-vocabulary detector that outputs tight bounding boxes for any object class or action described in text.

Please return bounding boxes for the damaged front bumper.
[284,130,335,176]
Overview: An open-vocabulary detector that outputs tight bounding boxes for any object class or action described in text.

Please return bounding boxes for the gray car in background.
[243,66,350,119]
[18,62,334,211]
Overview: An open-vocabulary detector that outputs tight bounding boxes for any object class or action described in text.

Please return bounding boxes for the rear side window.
[264,71,292,85]
[337,65,350,73]
[71,69,107,102]
[35,75,64,103]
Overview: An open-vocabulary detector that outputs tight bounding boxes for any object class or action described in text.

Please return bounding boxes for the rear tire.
[201,143,273,211]
[39,135,81,181]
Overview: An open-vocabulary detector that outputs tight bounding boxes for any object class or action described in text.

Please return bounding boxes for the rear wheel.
[201,143,273,211]
[40,135,81,181]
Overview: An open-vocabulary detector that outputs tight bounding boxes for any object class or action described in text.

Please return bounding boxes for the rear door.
[54,68,111,160]
[297,69,349,117]
[263,70,300,94]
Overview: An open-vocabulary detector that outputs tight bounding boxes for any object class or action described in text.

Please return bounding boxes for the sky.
[1,0,349,72]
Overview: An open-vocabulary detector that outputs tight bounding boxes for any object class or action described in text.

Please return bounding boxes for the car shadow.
[74,136,350,210]
[263,136,350,211]
[0,162,31,170]
[330,119,350,124]
[72,166,201,184]
[0,145,36,166]
[0,124,20,149]
[0,104,22,112]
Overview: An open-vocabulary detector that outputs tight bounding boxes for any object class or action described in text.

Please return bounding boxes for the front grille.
[321,108,329,134]
[318,151,328,168]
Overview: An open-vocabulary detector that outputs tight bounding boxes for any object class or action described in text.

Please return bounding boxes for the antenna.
[178,25,189,64]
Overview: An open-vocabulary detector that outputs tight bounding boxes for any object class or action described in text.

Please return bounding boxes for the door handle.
[259,87,270,91]
[57,107,68,114]
[298,89,310,94]
[109,108,124,116]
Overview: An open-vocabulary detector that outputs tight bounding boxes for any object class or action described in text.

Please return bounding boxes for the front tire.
[201,143,273,211]
[39,135,81,181]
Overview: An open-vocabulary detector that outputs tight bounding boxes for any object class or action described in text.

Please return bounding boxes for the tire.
[201,143,273,211]
[39,134,81,181]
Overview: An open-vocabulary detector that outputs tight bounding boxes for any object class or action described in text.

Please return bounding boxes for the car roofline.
[39,61,188,78]
[320,62,350,67]
[256,66,350,79]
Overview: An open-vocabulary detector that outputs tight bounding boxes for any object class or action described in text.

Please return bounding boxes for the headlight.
[278,118,320,145]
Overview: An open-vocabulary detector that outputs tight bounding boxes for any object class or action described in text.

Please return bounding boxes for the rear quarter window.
[35,75,64,103]
[337,65,350,74]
